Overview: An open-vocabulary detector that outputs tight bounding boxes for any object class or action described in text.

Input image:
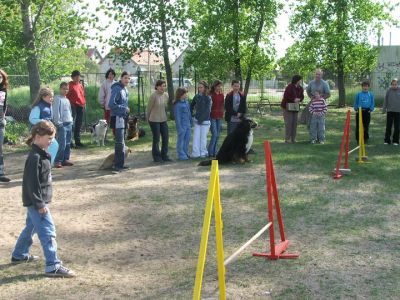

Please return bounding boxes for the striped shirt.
[309,98,327,115]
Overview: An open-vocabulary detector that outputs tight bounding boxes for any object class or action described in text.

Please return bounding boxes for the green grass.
[1,107,399,299]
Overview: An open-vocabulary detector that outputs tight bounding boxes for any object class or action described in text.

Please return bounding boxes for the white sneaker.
[384,142,389,145]
[394,143,399,146]
[319,141,325,144]
[311,140,316,144]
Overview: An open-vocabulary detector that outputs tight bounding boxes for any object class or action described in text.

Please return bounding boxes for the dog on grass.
[99,147,132,170]
[198,118,258,166]
[91,119,108,146]
[126,116,145,141]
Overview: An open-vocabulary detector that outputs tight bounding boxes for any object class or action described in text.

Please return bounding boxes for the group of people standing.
[281,68,400,146]
[147,78,246,163]
[96,71,247,171]
[172,79,246,160]
[281,69,331,144]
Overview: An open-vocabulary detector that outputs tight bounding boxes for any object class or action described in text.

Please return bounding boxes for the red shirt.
[281,83,304,109]
[67,81,86,107]
[210,92,224,119]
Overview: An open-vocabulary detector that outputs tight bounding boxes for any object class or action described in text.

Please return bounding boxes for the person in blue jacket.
[108,71,130,173]
[29,87,59,165]
[354,81,375,143]
[173,87,192,160]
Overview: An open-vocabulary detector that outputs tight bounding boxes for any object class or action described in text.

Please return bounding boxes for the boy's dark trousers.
[355,109,370,143]
[72,105,84,145]
[384,111,400,144]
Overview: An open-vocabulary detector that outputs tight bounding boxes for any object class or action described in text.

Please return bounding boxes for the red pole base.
[253,240,299,260]
[333,172,343,180]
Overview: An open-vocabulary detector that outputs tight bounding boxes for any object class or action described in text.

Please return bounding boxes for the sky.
[87,1,400,61]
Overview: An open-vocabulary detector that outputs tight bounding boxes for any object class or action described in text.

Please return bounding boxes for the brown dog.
[99,147,132,170]
[126,116,145,141]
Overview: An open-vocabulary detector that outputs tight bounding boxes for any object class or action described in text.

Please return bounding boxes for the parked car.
[172,78,192,88]
[129,76,138,88]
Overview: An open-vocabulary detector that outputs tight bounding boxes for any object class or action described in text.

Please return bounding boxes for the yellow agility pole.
[357,107,368,163]
[193,160,226,300]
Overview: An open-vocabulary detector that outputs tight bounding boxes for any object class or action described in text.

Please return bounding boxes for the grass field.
[0,107,399,299]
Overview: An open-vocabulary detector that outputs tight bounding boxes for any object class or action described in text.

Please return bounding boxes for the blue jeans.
[310,114,326,141]
[149,121,169,160]
[114,127,125,169]
[176,127,191,160]
[12,205,61,272]
[208,119,222,157]
[55,123,72,164]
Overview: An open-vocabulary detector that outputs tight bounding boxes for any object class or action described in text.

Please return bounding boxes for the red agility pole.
[333,110,351,179]
[253,141,299,260]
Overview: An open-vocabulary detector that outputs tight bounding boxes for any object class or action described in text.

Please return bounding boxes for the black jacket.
[190,93,211,124]
[22,144,53,209]
[224,91,247,122]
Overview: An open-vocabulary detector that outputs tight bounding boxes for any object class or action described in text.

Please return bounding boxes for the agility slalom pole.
[192,160,226,300]
[357,107,367,163]
[333,110,351,179]
[253,141,299,259]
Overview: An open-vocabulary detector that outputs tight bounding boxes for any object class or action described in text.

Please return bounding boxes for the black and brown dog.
[126,116,145,141]
[199,118,257,166]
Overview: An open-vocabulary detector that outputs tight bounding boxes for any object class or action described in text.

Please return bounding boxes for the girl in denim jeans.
[11,121,75,277]
[173,87,192,160]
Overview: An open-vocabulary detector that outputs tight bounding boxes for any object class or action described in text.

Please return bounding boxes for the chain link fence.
[5,71,399,126]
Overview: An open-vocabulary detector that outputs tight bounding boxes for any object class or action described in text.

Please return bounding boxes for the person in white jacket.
[98,68,116,136]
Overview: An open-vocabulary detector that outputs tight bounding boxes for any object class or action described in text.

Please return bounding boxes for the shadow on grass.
[0,273,44,285]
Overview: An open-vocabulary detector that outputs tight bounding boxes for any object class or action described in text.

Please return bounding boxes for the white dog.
[91,119,108,146]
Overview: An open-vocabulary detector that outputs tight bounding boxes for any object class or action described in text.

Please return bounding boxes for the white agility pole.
[224,222,272,266]
[348,146,360,155]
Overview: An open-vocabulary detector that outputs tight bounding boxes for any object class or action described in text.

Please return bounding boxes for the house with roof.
[371,45,400,97]
[99,49,164,75]
[86,48,103,64]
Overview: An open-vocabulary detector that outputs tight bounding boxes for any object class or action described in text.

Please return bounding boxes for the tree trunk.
[232,0,242,87]
[337,44,346,107]
[21,0,41,102]
[160,4,174,118]
[243,11,265,97]
[336,4,346,107]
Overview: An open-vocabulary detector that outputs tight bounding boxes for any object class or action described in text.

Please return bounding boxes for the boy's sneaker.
[311,140,316,144]
[394,143,399,146]
[319,141,325,144]
[45,265,75,278]
[384,142,389,145]
[11,255,39,264]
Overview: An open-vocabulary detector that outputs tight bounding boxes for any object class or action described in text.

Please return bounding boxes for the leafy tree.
[0,0,89,100]
[289,0,394,106]
[185,0,279,95]
[105,0,189,114]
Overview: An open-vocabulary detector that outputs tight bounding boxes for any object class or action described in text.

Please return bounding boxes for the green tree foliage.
[105,0,189,114]
[0,0,89,100]
[185,0,279,95]
[287,0,395,106]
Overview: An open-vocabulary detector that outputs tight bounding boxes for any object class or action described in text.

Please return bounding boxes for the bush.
[326,79,336,89]
[4,121,29,144]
